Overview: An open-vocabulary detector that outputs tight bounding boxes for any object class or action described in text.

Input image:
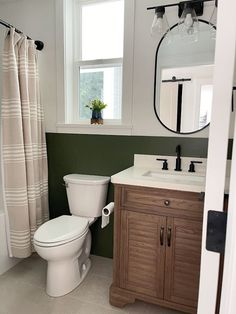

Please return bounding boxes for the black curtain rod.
[0,18,44,51]
[162,78,192,83]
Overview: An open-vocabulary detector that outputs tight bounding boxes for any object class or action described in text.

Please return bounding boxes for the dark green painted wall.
[46,133,232,258]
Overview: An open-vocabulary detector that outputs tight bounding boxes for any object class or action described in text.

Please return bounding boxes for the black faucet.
[175,145,182,171]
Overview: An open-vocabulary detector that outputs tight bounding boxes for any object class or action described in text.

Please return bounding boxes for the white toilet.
[33,174,110,297]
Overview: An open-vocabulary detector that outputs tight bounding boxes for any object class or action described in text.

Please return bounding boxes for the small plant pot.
[91,110,103,125]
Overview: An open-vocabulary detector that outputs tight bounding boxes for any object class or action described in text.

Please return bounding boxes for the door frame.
[197,0,236,313]
[220,111,236,313]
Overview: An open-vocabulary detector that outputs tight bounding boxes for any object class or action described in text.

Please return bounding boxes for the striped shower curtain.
[1,28,49,258]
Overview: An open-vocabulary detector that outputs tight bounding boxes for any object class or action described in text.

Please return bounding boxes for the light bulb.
[184,13,193,29]
[178,4,199,41]
[156,17,163,33]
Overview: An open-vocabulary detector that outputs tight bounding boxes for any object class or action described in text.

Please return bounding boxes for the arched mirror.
[154,20,216,134]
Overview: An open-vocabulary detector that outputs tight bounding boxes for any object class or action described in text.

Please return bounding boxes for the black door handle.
[160,226,164,246]
[167,226,172,247]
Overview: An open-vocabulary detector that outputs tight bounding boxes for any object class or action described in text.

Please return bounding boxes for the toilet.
[33,174,110,297]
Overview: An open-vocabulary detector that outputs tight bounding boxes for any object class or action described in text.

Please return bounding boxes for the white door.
[197,0,236,313]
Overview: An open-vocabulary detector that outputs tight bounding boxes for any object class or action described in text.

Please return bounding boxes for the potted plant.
[86,99,107,124]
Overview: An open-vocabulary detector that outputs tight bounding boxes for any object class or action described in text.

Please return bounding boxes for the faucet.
[175,145,182,171]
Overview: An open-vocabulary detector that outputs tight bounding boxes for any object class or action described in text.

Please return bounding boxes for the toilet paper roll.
[101,202,114,229]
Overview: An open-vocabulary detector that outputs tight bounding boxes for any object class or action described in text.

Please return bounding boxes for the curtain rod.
[162,77,192,83]
[0,18,44,51]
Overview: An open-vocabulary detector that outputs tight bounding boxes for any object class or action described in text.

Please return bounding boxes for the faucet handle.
[188,161,203,173]
[156,158,168,170]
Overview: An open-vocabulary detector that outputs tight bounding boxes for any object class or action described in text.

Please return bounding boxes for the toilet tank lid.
[63,174,110,185]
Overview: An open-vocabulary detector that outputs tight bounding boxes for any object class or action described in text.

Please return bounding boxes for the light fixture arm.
[147,0,213,15]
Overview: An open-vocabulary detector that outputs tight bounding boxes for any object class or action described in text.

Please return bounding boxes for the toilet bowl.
[34,215,91,297]
[33,174,110,297]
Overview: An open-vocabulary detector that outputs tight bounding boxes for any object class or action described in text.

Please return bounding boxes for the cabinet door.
[120,210,166,299]
[164,217,202,308]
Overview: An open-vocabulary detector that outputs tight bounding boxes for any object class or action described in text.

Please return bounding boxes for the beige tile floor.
[0,254,183,314]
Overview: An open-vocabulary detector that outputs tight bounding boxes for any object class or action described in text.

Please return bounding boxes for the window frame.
[55,0,135,135]
[73,0,124,124]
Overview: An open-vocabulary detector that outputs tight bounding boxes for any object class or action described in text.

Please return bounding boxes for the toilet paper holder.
[101,202,114,229]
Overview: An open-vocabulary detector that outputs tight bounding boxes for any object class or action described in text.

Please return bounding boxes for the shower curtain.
[1,28,49,258]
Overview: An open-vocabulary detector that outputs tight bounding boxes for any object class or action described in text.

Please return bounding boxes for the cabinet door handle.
[167,227,172,247]
[160,226,164,246]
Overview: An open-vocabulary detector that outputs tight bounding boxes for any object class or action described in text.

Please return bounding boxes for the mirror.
[154,20,216,134]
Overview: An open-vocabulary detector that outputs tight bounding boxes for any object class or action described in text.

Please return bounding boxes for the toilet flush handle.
[61,182,68,188]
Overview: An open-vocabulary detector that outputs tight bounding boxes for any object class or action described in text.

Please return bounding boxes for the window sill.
[56,123,133,135]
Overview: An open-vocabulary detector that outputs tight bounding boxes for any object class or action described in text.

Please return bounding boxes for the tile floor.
[0,254,183,314]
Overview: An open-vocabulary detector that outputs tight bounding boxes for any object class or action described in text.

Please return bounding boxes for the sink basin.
[142,171,205,185]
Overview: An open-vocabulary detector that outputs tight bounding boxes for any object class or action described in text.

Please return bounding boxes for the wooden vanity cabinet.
[110,184,204,314]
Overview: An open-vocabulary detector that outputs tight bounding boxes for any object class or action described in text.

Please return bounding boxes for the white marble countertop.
[111,166,206,193]
[111,154,230,194]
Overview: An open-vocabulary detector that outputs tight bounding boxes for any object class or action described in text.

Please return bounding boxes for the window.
[76,0,124,122]
[56,0,134,134]
[199,84,213,128]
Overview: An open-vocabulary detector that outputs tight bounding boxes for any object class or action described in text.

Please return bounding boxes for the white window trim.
[76,58,123,68]
[55,0,135,135]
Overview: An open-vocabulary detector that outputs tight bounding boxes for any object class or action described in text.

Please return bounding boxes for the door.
[165,217,202,308]
[120,210,166,299]
[197,0,236,313]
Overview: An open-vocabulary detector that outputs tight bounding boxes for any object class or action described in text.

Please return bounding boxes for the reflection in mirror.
[154,20,216,134]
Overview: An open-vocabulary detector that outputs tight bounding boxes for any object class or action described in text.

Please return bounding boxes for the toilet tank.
[63,174,110,218]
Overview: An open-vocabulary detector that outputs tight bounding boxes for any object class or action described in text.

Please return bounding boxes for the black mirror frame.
[154,19,216,135]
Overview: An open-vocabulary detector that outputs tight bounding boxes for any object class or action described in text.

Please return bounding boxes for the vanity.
[109,4,224,312]
[108,16,219,312]
[109,154,207,314]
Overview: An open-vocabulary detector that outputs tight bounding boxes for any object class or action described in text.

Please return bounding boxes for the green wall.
[46,133,232,258]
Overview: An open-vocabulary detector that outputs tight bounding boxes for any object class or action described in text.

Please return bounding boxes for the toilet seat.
[34,215,89,247]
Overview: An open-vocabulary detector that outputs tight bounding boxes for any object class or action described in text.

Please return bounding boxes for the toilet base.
[46,256,91,297]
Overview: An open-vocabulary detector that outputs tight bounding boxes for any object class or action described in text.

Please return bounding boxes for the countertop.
[111,166,206,193]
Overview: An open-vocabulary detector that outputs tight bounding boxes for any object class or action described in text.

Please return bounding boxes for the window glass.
[199,84,213,128]
[79,65,122,119]
[81,0,124,60]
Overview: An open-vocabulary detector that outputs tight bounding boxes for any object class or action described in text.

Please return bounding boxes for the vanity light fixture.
[148,0,214,38]
[151,6,170,37]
